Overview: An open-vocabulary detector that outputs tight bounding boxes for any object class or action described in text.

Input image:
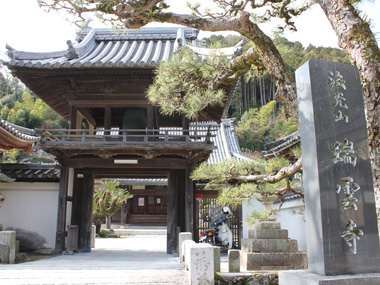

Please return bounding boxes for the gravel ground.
[0,235,189,285]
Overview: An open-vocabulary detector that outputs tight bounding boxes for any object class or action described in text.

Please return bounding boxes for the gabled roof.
[6,28,199,69]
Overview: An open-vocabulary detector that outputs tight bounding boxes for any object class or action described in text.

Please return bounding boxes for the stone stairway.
[109,225,167,236]
[240,221,307,270]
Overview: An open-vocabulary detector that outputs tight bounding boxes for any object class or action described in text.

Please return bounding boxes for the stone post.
[213,246,221,272]
[189,243,214,285]
[91,225,96,248]
[228,249,240,272]
[0,231,16,264]
[179,232,192,263]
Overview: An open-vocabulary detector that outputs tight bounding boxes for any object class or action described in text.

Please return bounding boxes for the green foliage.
[147,46,229,120]
[0,64,68,130]
[273,36,350,74]
[92,180,133,232]
[192,157,296,210]
[2,149,20,163]
[245,208,278,225]
[203,34,242,48]
[237,101,298,151]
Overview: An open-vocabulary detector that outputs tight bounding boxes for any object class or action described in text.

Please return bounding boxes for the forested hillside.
[232,37,350,152]
[0,64,67,130]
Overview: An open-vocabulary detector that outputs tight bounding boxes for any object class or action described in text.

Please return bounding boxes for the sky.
[0,0,379,60]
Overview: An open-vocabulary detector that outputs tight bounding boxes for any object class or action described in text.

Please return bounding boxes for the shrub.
[6,227,46,252]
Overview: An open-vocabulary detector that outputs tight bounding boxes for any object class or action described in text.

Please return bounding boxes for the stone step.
[113,228,167,236]
[249,228,288,239]
[240,251,308,271]
[260,265,293,270]
[241,238,299,253]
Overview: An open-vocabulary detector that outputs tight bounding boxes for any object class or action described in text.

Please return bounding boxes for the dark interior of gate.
[6,27,242,254]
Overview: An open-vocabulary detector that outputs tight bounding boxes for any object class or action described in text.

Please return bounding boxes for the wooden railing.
[36,127,216,145]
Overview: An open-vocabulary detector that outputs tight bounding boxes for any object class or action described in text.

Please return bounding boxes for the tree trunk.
[319,0,380,228]
[106,215,111,229]
[120,202,127,229]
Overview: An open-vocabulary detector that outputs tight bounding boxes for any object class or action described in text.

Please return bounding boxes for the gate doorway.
[194,192,242,248]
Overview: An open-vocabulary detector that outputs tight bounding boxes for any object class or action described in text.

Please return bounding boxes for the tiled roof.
[0,163,60,182]
[0,119,39,152]
[0,119,39,142]
[201,119,246,165]
[6,28,199,69]
[262,131,300,159]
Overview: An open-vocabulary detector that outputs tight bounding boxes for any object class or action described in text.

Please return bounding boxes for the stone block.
[91,225,96,249]
[0,243,9,264]
[178,232,192,263]
[241,251,307,270]
[189,243,214,285]
[0,231,16,264]
[255,222,281,230]
[66,225,79,252]
[228,249,240,272]
[248,229,256,239]
[279,270,380,285]
[182,239,196,268]
[213,246,221,272]
[242,238,295,253]
[255,229,288,239]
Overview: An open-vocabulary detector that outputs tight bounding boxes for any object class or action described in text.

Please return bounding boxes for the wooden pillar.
[79,171,94,252]
[185,164,194,234]
[55,163,69,253]
[167,170,178,254]
[177,170,186,232]
[70,105,77,130]
[71,170,83,227]
[104,106,111,130]
[147,105,154,129]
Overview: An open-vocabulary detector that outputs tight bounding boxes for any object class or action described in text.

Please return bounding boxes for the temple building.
[5,27,244,253]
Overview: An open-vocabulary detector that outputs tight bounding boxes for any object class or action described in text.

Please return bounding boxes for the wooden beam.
[55,164,69,253]
[69,100,148,106]
[66,158,188,169]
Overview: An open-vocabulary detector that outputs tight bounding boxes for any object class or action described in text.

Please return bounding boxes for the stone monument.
[241,221,307,271]
[280,59,380,284]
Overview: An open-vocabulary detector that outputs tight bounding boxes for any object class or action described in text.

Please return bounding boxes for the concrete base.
[279,270,380,285]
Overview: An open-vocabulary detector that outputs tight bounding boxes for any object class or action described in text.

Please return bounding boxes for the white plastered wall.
[242,197,307,251]
[0,182,59,247]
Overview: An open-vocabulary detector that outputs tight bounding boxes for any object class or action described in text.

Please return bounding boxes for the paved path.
[0,235,189,284]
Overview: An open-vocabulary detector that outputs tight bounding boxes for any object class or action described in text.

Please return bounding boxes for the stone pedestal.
[240,222,307,270]
[279,270,380,285]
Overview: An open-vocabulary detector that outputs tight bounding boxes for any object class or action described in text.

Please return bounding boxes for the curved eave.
[0,127,36,152]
